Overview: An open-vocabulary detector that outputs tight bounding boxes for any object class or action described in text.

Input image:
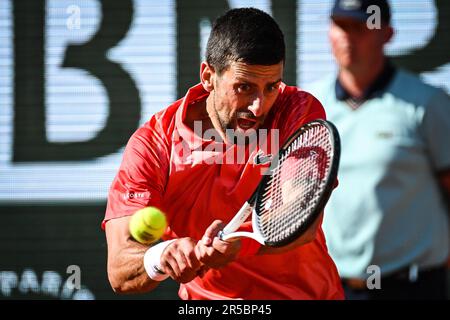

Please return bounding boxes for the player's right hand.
[195,220,241,269]
[159,237,202,283]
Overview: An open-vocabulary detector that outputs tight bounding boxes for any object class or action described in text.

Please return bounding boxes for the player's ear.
[200,62,215,92]
[383,25,394,44]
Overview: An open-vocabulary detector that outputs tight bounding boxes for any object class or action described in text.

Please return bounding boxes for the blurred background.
[0,0,449,299]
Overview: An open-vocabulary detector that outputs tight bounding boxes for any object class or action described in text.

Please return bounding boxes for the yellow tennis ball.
[129,207,167,245]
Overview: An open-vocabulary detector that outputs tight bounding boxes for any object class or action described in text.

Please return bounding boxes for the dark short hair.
[206,8,285,74]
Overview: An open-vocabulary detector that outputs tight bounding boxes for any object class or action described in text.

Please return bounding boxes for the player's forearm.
[107,238,159,294]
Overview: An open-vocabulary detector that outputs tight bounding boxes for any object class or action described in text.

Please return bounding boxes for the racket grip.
[220,201,252,236]
[217,230,239,242]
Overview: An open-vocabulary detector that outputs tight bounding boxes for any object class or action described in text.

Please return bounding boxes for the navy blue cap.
[331,0,391,24]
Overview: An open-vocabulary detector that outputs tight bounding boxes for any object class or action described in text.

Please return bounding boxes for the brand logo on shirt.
[122,191,151,200]
[376,131,394,139]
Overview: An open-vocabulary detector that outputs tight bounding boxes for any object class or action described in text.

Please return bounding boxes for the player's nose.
[248,95,264,118]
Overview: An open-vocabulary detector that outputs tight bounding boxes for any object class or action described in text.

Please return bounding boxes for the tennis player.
[103,7,344,299]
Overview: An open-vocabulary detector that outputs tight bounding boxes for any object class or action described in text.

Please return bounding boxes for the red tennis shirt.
[103,83,344,300]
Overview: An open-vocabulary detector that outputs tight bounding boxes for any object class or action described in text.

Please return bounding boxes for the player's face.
[206,61,283,143]
[329,17,391,71]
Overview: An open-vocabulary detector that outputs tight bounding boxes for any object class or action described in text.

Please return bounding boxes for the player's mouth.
[237,117,258,130]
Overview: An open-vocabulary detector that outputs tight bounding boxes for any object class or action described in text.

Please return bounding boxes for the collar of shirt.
[173,83,212,150]
[335,60,397,106]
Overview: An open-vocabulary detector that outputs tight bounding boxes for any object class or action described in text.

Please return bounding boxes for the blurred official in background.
[308,0,450,299]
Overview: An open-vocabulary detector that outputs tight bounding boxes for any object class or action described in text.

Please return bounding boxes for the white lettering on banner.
[41,271,62,297]
[0,271,17,296]
[0,267,95,299]
[18,269,40,294]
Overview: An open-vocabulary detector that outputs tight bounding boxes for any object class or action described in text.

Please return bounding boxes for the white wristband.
[143,239,176,281]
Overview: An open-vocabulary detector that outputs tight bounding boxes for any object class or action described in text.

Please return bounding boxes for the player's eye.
[267,83,280,93]
[238,84,251,93]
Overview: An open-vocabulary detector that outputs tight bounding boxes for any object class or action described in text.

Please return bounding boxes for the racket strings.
[257,124,333,244]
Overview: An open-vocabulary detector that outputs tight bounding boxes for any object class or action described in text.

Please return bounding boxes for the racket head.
[252,119,340,247]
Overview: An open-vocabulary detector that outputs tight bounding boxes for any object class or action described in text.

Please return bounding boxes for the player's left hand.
[195,220,241,269]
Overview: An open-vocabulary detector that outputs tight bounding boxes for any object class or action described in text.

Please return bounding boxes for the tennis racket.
[218,119,341,247]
